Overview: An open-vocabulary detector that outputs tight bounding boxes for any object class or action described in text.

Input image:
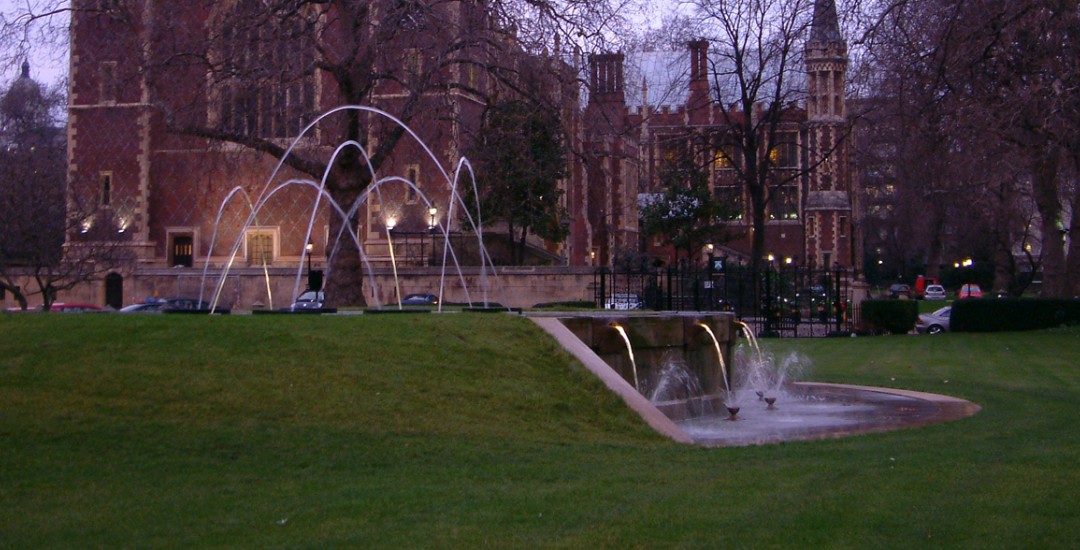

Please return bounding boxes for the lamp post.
[305,239,314,290]
[427,207,438,266]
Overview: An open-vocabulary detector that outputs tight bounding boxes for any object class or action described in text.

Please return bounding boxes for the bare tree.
[0,61,131,310]
[859,0,1079,296]
[3,0,635,307]
[689,0,842,270]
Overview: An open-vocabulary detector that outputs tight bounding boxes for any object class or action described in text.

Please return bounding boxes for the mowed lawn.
[1,313,1078,548]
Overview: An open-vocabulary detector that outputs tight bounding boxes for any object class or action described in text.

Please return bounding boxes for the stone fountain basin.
[530,316,980,447]
[657,382,981,447]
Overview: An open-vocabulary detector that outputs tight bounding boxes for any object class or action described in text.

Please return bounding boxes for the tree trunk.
[3,284,28,310]
[1031,149,1066,297]
[1066,189,1080,297]
[749,185,768,272]
[323,155,369,309]
[507,222,517,265]
[518,227,529,266]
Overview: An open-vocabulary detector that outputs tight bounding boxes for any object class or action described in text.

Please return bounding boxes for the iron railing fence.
[594,264,858,338]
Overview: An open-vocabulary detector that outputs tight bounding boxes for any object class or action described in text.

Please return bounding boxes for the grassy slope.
[1,313,1078,548]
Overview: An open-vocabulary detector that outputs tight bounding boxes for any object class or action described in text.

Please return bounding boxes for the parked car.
[47,303,106,313]
[923,284,947,301]
[913,275,939,299]
[887,284,911,299]
[119,302,165,313]
[401,293,438,306]
[290,290,325,310]
[958,284,983,299]
[916,306,952,334]
[158,297,229,313]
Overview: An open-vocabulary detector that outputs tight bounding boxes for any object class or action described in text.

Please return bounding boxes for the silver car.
[916,306,951,334]
[290,290,325,310]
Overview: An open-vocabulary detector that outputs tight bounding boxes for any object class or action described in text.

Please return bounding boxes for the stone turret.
[806,0,847,121]
[803,0,855,269]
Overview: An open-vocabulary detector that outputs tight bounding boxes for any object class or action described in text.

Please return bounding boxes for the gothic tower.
[803,0,856,269]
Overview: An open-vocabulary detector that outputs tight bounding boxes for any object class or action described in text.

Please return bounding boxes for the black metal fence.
[593,264,857,338]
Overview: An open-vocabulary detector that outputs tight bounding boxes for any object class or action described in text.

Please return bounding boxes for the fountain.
[199,105,513,313]
[610,323,641,391]
[534,313,981,447]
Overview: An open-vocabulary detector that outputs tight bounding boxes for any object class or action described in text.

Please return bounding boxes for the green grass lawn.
[2,313,1078,548]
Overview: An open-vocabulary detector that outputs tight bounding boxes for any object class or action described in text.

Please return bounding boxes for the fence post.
[666,266,674,311]
[767,267,774,336]
[598,267,607,309]
[834,266,844,333]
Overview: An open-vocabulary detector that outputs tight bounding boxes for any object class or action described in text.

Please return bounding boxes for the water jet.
[533,312,981,447]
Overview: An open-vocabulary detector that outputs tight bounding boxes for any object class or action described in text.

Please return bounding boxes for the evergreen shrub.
[951,298,1080,332]
[860,299,918,335]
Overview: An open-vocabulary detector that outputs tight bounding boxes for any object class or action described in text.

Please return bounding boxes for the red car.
[47,303,106,313]
[958,284,983,299]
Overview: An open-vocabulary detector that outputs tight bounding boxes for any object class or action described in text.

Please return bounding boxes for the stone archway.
[105,272,123,310]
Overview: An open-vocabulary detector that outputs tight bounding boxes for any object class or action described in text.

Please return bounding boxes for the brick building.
[63,0,856,308]
[581,0,858,271]
[66,0,592,308]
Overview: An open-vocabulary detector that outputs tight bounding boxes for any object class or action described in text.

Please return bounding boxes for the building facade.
[581,0,858,271]
[66,0,594,308]
[62,0,856,308]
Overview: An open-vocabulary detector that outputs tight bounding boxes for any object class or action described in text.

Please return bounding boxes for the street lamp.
[305,239,314,271]
[428,206,438,232]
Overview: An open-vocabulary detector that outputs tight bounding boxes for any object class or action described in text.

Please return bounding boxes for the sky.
[0,0,69,89]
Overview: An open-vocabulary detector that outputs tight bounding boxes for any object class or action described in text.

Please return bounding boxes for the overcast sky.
[0,0,68,88]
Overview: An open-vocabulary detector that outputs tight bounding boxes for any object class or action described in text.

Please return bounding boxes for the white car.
[924,284,947,300]
[604,293,643,310]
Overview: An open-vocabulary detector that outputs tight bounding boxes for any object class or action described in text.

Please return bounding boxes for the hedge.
[860,299,918,335]
[951,298,1080,332]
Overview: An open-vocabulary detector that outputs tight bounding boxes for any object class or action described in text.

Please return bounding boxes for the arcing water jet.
[610,322,640,391]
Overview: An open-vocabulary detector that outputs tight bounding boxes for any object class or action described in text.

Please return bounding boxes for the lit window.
[714,149,732,169]
[170,234,194,267]
[769,137,799,169]
[246,230,276,265]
